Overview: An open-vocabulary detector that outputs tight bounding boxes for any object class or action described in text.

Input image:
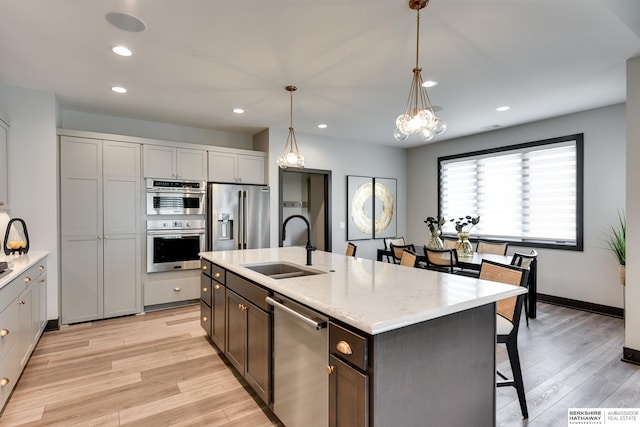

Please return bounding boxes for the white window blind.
[439,136,581,247]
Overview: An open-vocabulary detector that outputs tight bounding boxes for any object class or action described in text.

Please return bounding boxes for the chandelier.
[277,85,305,169]
[394,0,446,142]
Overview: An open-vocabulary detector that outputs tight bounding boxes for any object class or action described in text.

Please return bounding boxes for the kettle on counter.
[3,218,29,255]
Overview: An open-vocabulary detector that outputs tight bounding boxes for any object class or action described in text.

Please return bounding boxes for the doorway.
[279,168,332,252]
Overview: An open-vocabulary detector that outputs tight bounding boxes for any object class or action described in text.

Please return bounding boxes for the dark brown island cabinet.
[200,258,496,427]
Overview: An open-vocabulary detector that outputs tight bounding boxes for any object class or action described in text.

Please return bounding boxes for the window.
[438,134,583,250]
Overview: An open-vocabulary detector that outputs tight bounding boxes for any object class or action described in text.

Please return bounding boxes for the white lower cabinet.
[60,136,142,324]
[0,255,48,412]
[143,276,200,306]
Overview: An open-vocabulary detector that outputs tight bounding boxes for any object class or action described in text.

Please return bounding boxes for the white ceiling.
[1,0,639,147]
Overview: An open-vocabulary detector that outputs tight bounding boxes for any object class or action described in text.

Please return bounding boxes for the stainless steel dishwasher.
[266,294,328,427]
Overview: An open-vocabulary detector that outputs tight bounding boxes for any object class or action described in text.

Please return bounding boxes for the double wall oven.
[145,179,206,273]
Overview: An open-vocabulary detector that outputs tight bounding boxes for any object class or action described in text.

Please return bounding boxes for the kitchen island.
[200,247,526,427]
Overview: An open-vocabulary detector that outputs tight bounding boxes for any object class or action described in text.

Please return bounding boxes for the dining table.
[376,247,538,319]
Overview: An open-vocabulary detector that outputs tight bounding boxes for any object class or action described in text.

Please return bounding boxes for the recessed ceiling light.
[496,106,510,112]
[106,12,146,32]
[317,124,327,129]
[422,80,438,88]
[111,86,127,94]
[232,108,245,114]
[111,45,132,57]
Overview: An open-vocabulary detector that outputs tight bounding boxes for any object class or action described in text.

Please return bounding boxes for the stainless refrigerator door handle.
[243,190,248,249]
[237,190,243,250]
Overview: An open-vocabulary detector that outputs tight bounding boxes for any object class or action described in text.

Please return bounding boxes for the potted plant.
[451,215,480,258]
[607,211,626,285]
[424,216,446,249]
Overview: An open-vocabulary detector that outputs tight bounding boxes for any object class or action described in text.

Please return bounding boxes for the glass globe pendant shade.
[393,127,409,141]
[433,117,447,134]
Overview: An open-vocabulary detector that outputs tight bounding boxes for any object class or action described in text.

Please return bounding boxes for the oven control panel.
[147,219,206,231]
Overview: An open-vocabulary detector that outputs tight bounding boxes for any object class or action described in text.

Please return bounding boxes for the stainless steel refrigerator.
[207,183,270,251]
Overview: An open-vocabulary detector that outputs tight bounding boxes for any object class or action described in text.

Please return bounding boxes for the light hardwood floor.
[0,303,638,426]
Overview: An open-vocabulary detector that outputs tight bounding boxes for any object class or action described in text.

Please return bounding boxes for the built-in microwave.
[146,179,206,216]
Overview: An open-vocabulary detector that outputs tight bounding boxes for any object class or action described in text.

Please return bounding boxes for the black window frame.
[437,133,584,251]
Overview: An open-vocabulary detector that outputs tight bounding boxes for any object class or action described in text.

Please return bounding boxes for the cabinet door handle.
[24,277,31,283]
[336,340,353,355]
[38,265,45,270]
[0,378,9,387]
[202,316,208,322]
[214,284,221,290]
[173,287,181,292]
[202,265,208,271]
[325,365,334,375]
[0,329,9,337]
[203,287,208,292]
[104,235,109,239]
[20,300,26,305]
[214,272,221,278]
[98,235,102,240]
[40,278,46,283]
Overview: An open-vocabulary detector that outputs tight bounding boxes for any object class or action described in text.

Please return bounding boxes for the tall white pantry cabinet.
[60,136,142,324]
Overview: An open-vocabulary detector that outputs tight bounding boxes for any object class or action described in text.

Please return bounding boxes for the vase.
[426,230,444,250]
[455,232,473,259]
[620,264,626,286]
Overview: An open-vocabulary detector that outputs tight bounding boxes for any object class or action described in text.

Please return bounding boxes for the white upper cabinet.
[143,145,207,180]
[0,115,9,211]
[208,150,265,184]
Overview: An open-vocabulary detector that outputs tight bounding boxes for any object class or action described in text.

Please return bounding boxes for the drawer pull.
[325,365,334,375]
[0,329,8,337]
[20,300,26,305]
[203,287,208,292]
[24,276,31,283]
[202,265,208,271]
[336,340,353,355]
[214,284,221,290]
[40,278,46,283]
[38,265,45,270]
[173,287,181,292]
[0,378,9,387]
[214,272,221,278]
[202,316,208,322]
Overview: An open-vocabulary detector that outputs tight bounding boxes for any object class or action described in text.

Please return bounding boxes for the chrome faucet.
[282,214,316,266]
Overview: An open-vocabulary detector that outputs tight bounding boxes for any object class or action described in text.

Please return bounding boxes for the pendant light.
[277,85,305,169]
[394,0,446,142]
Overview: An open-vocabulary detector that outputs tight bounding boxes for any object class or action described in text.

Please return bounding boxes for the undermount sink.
[242,261,325,280]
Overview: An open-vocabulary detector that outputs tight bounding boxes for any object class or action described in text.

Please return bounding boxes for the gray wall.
[626,56,640,350]
[267,128,408,261]
[407,103,626,309]
[0,83,59,319]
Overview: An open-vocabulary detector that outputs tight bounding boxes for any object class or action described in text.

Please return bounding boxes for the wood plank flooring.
[0,302,638,426]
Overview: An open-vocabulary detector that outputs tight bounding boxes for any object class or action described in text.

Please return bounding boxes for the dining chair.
[389,243,416,264]
[384,237,406,262]
[399,249,419,268]
[442,238,458,250]
[479,260,529,419]
[423,247,458,274]
[510,250,538,326]
[345,242,357,257]
[476,240,509,255]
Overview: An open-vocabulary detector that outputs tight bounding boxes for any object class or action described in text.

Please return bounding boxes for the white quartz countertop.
[200,247,527,335]
[0,251,49,291]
